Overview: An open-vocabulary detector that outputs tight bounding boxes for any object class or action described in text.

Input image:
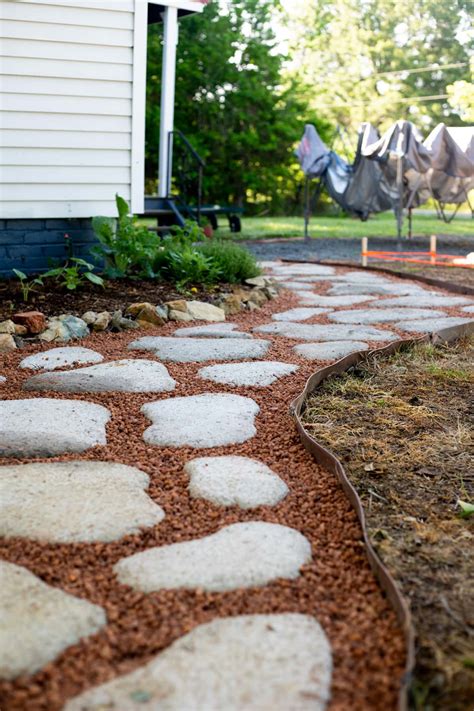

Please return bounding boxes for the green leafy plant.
[162,245,221,290]
[458,499,474,519]
[42,258,104,291]
[12,269,44,302]
[92,195,162,278]
[197,239,261,283]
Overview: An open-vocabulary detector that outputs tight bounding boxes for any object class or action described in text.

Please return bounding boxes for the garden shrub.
[197,240,261,283]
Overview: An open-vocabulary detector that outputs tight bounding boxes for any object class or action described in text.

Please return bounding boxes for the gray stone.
[328,282,426,296]
[297,294,376,307]
[0,334,16,352]
[272,307,332,321]
[64,614,332,711]
[39,315,89,342]
[0,320,16,334]
[339,271,391,283]
[186,301,226,322]
[254,321,397,342]
[0,399,110,457]
[19,346,104,371]
[23,359,176,394]
[198,361,298,387]
[0,561,106,679]
[110,310,140,332]
[245,276,267,287]
[294,341,369,360]
[329,307,445,324]
[185,455,289,508]
[273,264,335,276]
[0,462,165,543]
[128,336,270,363]
[142,393,259,448]
[173,323,252,339]
[394,317,473,333]
[279,281,316,292]
[375,294,473,308]
[81,311,97,325]
[91,311,111,331]
[114,522,311,593]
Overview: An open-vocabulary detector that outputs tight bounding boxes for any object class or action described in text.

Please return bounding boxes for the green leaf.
[115,194,130,219]
[84,272,105,287]
[12,269,27,281]
[458,500,474,519]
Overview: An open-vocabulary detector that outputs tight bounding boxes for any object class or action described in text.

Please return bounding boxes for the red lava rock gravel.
[1,267,469,711]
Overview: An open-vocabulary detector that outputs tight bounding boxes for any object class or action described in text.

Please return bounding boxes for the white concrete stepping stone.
[290,275,347,282]
[375,294,473,308]
[23,359,176,394]
[297,294,375,307]
[339,271,391,283]
[128,336,270,363]
[19,347,103,371]
[278,281,317,292]
[114,521,311,592]
[173,323,252,339]
[64,613,332,711]
[394,316,473,333]
[462,305,474,313]
[0,462,165,543]
[198,361,298,387]
[142,393,259,448]
[0,561,106,679]
[273,264,335,276]
[329,308,445,324]
[294,341,369,360]
[0,399,110,457]
[185,455,288,508]
[255,321,397,342]
[329,282,426,296]
[272,307,332,322]
[0,376,5,384]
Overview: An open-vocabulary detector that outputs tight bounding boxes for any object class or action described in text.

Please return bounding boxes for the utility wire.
[369,61,468,78]
[317,94,449,108]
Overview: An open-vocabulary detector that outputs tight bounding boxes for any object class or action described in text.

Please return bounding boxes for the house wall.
[0,0,142,221]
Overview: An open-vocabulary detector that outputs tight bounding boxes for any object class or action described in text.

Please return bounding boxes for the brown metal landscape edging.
[281,257,474,296]
[289,321,474,711]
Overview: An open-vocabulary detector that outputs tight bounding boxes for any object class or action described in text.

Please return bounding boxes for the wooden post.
[430,234,437,265]
[362,237,368,267]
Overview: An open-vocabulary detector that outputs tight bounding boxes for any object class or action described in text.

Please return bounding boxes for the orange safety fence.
[362,250,474,268]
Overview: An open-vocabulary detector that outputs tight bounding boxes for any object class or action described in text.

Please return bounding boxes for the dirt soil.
[371,264,474,291]
[0,278,231,321]
[301,339,474,710]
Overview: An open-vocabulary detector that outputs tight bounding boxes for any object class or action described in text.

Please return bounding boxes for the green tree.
[284,0,473,140]
[146,0,331,213]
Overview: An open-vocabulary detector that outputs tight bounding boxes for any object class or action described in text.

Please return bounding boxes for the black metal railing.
[167,129,205,224]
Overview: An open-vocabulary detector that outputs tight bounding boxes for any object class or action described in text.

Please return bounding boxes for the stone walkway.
[0,262,472,710]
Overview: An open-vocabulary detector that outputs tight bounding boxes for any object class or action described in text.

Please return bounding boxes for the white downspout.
[158,6,179,198]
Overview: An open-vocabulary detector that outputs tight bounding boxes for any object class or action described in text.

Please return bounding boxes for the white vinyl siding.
[0,0,141,219]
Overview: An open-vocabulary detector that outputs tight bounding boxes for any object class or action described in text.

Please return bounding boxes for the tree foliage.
[145,0,331,213]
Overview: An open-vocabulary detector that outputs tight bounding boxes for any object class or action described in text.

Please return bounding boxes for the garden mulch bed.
[0,286,406,711]
[301,338,474,710]
[0,278,231,321]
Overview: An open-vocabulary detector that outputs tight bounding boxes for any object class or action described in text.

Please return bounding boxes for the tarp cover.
[296,120,474,220]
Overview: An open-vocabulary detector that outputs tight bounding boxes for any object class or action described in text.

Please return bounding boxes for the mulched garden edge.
[290,319,474,711]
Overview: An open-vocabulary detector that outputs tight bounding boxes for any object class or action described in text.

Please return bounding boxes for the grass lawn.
[216,212,473,240]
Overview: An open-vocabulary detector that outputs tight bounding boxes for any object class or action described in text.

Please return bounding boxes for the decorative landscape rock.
[19,346,104,371]
[0,399,110,457]
[329,307,445,324]
[0,320,16,334]
[23,359,176,394]
[0,561,106,679]
[81,311,112,331]
[394,316,473,333]
[254,321,397,342]
[12,311,46,334]
[185,455,289,508]
[142,393,259,448]
[294,340,369,360]
[126,303,165,328]
[39,315,89,342]
[128,336,270,363]
[64,613,332,711]
[114,521,311,592]
[186,301,226,322]
[110,310,139,332]
[272,307,333,321]
[198,361,298,387]
[0,461,165,543]
[0,334,16,352]
[374,294,473,308]
[297,294,376,307]
[172,323,252,339]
